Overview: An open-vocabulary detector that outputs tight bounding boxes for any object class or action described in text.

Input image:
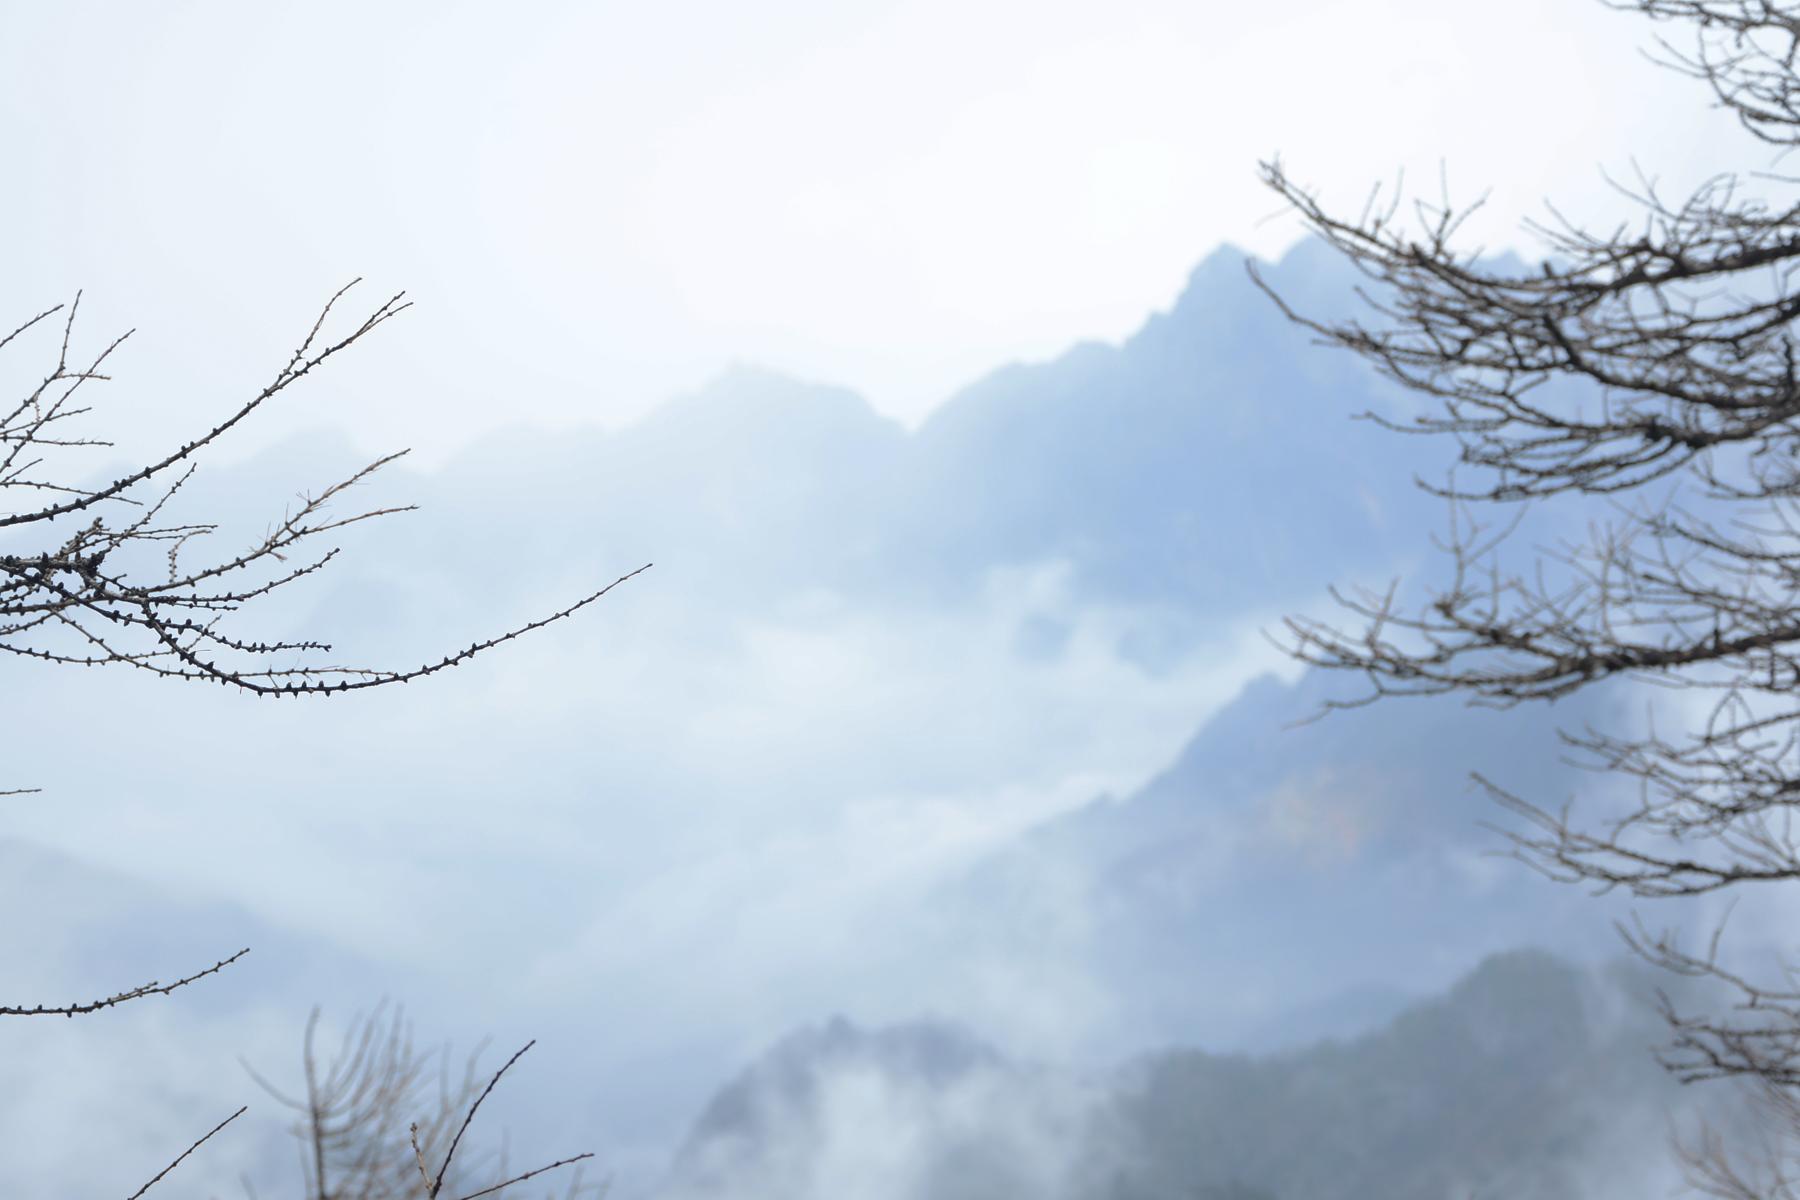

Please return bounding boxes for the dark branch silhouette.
[450,1153,599,1200]
[0,284,647,698]
[0,947,248,1018]
[1259,0,1800,1193]
[124,1106,246,1200]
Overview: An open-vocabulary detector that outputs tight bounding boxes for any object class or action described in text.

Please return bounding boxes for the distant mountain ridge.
[927,664,1635,1058]
[662,950,1721,1200]
[247,239,1454,666]
[896,242,1431,616]
[0,237,1644,1198]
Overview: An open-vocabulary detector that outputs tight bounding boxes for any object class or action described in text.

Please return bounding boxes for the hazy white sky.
[0,0,1751,462]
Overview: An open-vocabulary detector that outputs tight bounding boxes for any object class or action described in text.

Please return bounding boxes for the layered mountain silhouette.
[925,662,1638,1056]
[889,241,1436,618]
[1,238,1675,1196]
[207,239,1454,664]
[662,950,1724,1200]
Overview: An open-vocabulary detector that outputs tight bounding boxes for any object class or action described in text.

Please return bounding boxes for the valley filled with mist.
[0,240,1743,1197]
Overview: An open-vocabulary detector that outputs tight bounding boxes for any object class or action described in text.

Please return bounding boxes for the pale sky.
[0,0,1752,463]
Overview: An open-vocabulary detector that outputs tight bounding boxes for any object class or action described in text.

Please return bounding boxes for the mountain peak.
[676,362,855,411]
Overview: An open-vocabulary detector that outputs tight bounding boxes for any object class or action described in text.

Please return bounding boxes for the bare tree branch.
[1261,0,1800,1190]
[247,1008,596,1200]
[0,948,249,1018]
[0,283,646,699]
[432,1042,537,1198]
[123,1106,245,1200]
[451,1152,599,1200]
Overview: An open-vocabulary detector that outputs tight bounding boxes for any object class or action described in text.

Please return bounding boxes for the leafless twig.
[0,948,248,1018]
[123,1106,246,1199]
